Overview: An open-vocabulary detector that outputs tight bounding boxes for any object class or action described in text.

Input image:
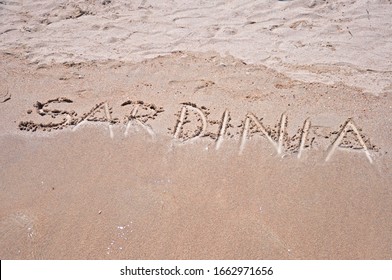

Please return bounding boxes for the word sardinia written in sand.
[18,98,378,163]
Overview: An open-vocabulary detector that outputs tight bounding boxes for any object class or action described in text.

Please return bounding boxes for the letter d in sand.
[173,103,207,141]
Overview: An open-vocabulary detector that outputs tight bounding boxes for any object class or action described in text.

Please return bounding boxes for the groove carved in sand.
[18,97,77,132]
[121,100,164,138]
[325,119,373,164]
[173,102,207,141]
[18,98,379,163]
[297,119,311,159]
[239,113,286,155]
[215,109,230,150]
[73,101,116,139]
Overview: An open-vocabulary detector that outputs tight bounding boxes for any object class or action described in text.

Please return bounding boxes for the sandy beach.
[0,0,391,259]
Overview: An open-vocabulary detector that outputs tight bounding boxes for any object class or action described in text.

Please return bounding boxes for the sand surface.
[0,0,392,259]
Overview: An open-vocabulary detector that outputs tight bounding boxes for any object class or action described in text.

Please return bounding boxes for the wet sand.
[1,51,391,259]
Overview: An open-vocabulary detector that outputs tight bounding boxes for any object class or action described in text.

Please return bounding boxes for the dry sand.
[0,0,391,259]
